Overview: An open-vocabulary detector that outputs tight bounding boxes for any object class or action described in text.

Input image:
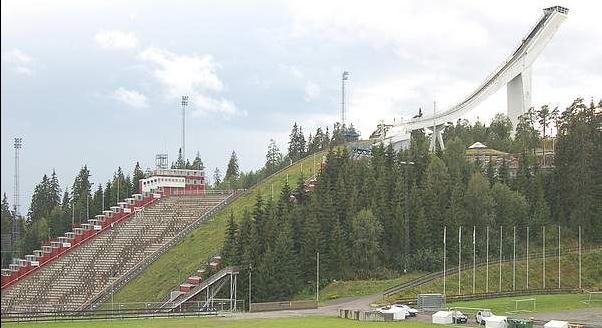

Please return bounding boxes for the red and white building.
[139,168,205,195]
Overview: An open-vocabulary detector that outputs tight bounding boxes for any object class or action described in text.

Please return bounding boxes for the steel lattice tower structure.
[181,96,189,161]
[341,71,349,125]
[13,137,22,251]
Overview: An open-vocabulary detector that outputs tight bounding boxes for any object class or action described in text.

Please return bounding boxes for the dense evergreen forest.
[0,120,356,268]
[219,98,601,302]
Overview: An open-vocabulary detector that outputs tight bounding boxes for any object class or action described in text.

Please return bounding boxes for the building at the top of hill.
[140,168,205,195]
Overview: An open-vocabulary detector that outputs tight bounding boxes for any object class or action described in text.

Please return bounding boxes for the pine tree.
[191,152,205,170]
[265,139,283,175]
[213,168,222,187]
[350,209,383,278]
[132,162,145,194]
[173,148,186,169]
[225,151,240,182]
[222,211,239,266]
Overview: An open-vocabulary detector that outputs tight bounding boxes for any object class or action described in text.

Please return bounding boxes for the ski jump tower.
[380,6,569,151]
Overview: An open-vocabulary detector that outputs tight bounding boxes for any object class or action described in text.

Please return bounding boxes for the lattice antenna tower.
[341,71,350,125]
[181,95,189,161]
[13,137,22,249]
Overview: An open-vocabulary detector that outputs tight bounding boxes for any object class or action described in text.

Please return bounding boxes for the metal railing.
[80,190,242,311]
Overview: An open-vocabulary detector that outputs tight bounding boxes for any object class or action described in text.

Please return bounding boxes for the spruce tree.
[222,211,239,266]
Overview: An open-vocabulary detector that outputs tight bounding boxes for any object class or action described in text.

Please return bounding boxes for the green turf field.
[448,293,602,314]
[2,316,438,328]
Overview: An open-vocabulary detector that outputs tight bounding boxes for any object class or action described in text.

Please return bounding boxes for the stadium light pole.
[181,95,189,161]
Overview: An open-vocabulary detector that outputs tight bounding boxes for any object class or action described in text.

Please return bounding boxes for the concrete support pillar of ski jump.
[507,66,532,130]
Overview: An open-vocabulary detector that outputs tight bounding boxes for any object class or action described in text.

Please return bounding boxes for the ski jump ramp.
[380,6,568,151]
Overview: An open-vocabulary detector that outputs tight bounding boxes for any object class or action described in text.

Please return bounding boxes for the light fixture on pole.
[181,95,189,161]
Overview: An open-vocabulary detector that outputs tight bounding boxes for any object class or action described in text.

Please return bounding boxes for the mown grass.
[1,316,440,328]
[448,293,601,314]
[387,248,602,302]
[109,153,325,304]
[306,272,425,302]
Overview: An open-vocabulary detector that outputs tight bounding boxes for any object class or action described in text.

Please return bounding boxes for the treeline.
[212,122,360,190]
[0,162,151,267]
[220,98,601,303]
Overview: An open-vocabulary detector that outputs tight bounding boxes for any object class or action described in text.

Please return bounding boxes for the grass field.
[387,248,602,301]
[109,152,325,304]
[301,272,425,302]
[448,293,601,314]
[2,316,439,328]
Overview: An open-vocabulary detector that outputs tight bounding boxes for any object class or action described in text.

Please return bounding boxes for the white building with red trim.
[139,168,205,195]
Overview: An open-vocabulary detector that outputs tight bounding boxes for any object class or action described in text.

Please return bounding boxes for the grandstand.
[1,192,233,315]
[1,167,239,316]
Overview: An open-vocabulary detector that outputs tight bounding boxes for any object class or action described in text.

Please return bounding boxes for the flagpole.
[526,226,529,289]
[513,225,516,291]
[458,226,462,295]
[443,226,446,295]
[499,225,503,292]
[473,226,476,294]
[486,226,489,293]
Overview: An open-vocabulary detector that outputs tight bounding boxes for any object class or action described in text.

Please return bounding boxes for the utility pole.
[316,252,320,305]
[181,95,189,161]
[248,265,252,312]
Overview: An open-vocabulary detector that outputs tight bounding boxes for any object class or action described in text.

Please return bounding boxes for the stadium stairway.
[0,192,235,316]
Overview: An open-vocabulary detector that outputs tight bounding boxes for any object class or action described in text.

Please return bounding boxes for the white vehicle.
[393,304,419,317]
[476,310,493,325]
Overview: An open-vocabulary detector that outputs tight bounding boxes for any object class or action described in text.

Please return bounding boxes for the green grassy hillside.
[109,153,324,304]
[387,248,602,301]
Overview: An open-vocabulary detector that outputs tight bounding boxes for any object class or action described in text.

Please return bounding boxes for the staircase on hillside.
[0,193,232,315]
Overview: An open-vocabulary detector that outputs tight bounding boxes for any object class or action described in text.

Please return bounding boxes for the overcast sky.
[2,0,601,212]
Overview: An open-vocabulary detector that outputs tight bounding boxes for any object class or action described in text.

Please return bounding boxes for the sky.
[2,0,601,213]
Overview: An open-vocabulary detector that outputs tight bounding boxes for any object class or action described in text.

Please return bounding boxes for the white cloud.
[304,81,320,102]
[139,47,223,96]
[2,48,35,75]
[95,30,139,50]
[139,47,239,116]
[112,87,148,109]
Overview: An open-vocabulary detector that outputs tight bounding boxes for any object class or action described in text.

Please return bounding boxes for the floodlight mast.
[13,137,22,253]
[341,71,350,125]
[181,95,189,161]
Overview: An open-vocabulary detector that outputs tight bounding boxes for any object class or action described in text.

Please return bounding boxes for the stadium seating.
[0,193,230,315]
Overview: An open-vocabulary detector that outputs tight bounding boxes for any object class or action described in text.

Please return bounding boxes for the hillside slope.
[110,153,323,304]
[386,247,602,301]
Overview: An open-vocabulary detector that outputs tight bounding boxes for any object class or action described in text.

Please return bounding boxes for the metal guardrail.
[161,266,239,311]
[81,191,242,311]
[393,288,581,305]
